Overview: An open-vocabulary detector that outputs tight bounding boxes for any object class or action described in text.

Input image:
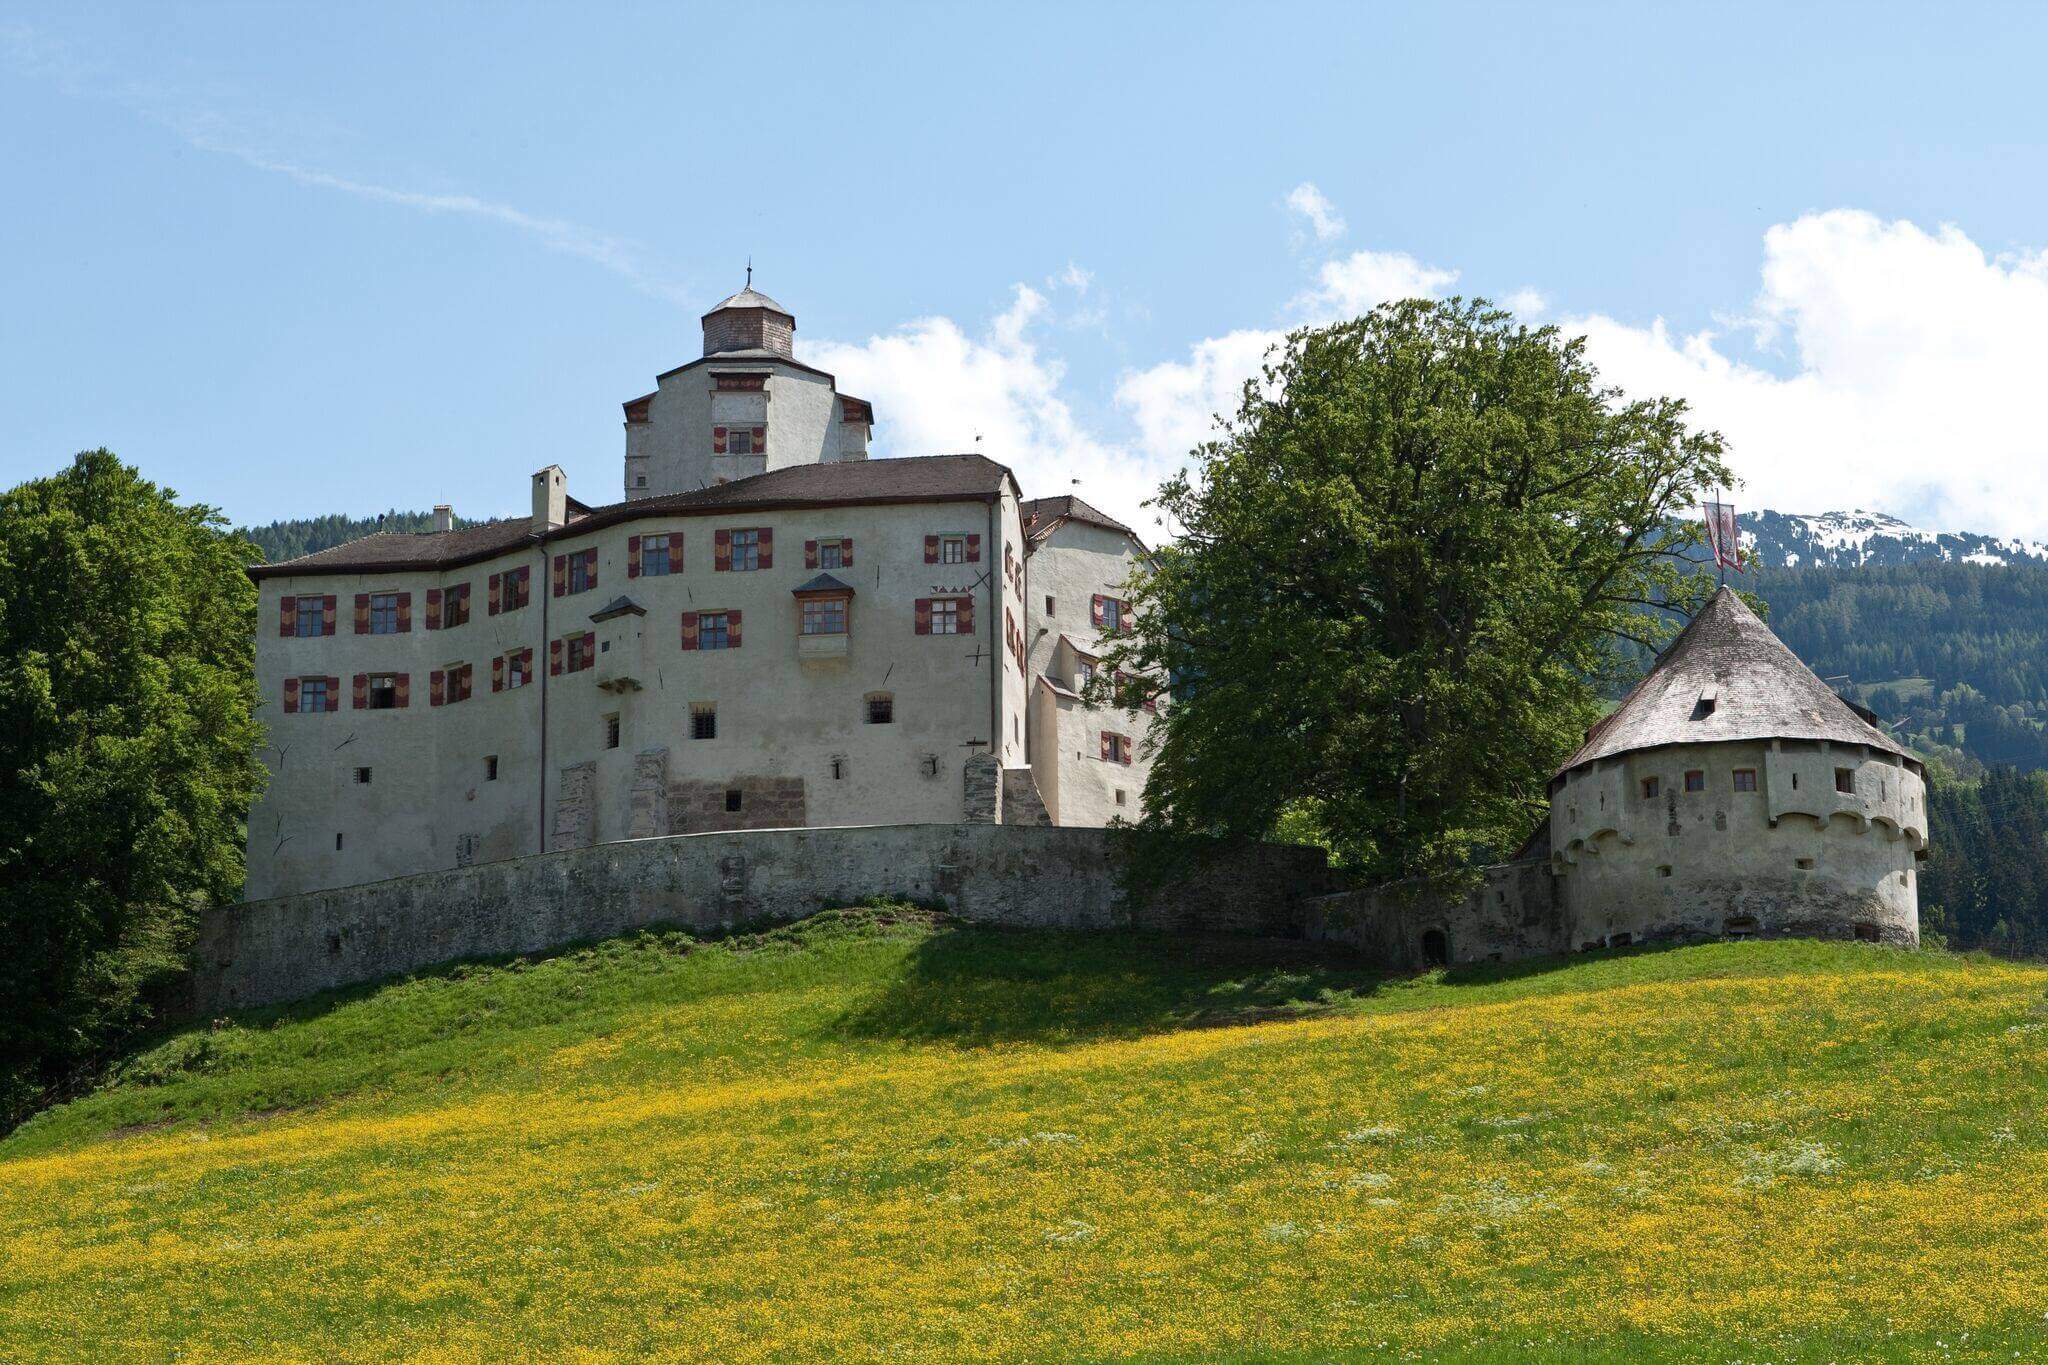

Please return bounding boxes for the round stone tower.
[701,285,796,359]
[1548,586,1925,949]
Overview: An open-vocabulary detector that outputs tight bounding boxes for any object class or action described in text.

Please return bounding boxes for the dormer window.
[728,428,755,456]
[801,597,848,635]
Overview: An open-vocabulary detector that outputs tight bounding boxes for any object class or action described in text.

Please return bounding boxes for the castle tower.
[1548,586,1926,948]
[622,282,873,500]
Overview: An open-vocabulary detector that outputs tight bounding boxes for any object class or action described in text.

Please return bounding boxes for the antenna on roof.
[745,256,753,289]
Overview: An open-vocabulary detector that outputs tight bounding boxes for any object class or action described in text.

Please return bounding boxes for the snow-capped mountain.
[1736,509,2048,569]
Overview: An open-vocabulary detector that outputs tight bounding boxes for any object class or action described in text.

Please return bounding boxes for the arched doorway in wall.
[1421,928,1449,968]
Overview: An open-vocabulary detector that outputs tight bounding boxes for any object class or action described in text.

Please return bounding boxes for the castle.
[244,285,1160,900]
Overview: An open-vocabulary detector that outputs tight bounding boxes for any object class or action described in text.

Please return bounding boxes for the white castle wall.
[1549,738,1924,947]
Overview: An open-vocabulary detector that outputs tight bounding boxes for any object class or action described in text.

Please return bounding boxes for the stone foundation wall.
[183,826,1332,1015]
[669,775,808,833]
[1303,861,1564,970]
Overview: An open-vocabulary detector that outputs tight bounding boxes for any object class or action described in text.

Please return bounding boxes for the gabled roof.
[1023,493,1139,546]
[589,595,645,622]
[791,572,855,596]
[249,454,1019,580]
[1557,586,1911,776]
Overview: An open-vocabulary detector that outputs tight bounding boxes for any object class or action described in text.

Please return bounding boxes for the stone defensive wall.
[183,824,1333,1014]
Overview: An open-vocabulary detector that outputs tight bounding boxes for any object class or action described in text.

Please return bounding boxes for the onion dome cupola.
[702,282,796,360]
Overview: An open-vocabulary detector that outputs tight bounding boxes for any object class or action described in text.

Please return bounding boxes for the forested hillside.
[1750,563,2048,775]
[237,510,480,564]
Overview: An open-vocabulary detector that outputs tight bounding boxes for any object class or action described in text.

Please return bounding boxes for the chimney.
[433,504,454,533]
[531,466,566,533]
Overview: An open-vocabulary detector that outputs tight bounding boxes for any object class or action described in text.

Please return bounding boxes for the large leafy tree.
[0,451,263,1126]
[1102,299,1730,880]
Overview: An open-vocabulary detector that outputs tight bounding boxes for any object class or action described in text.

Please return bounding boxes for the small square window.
[940,535,967,565]
[353,767,371,784]
[605,714,621,750]
[1684,770,1705,793]
[635,474,647,487]
[1657,865,1672,878]
[921,755,940,778]
[642,534,674,577]
[1732,768,1758,792]
[1836,767,1855,794]
[1641,776,1660,799]
[1114,789,1126,807]
[866,694,894,725]
[368,674,398,709]
[700,612,732,650]
[930,598,963,635]
[485,755,498,781]
[724,789,743,812]
[1796,857,1816,870]
[817,538,848,570]
[692,705,717,740]
[728,428,755,456]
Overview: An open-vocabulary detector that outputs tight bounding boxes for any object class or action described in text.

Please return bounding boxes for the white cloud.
[1285,182,1347,242]
[1566,210,2048,538]
[804,287,1168,534]
[1296,248,1460,319]
[1505,287,1547,318]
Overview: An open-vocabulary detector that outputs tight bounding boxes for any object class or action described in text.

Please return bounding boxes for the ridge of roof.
[704,286,789,316]
[1555,585,1911,776]
[248,454,1018,580]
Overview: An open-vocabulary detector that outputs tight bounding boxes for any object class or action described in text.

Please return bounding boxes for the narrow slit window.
[485,755,498,781]
[605,714,621,750]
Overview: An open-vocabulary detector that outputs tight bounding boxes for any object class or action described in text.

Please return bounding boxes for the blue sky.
[8,3,2048,538]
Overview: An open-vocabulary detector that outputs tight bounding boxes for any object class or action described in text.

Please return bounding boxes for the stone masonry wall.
[669,776,808,834]
[183,825,1333,1015]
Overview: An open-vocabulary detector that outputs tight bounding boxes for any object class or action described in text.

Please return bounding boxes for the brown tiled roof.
[249,454,1017,580]
[1023,493,1139,546]
[1556,586,1911,776]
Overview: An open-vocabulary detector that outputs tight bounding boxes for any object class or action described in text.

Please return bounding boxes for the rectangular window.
[1094,595,1123,631]
[368,674,398,710]
[296,677,327,713]
[930,598,962,635]
[604,713,621,749]
[1103,732,1132,764]
[1641,776,1660,799]
[568,634,596,672]
[1045,595,1055,615]
[353,766,372,784]
[503,566,531,612]
[485,755,498,781]
[1836,767,1856,794]
[294,595,324,637]
[728,428,754,456]
[1684,770,1705,793]
[335,832,345,850]
[642,534,674,577]
[369,593,401,635]
[940,535,967,565]
[729,529,761,571]
[1076,659,1096,690]
[505,650,531,690]
[692,704,717,740]
[724,788,743,811]
[801,598,848,635]
[700,612,732,650]
[1733,768,1758,792]
[866,693,893,725]
[568,550,594,594]
[444,583,471,628]
[817,538,849,570]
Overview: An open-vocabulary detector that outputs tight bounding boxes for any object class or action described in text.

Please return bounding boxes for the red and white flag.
[1703,500,1743,572]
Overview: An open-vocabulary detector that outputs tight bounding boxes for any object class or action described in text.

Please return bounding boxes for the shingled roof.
[1022,493,1139,546]
[249,454,1016,580]
[1557,585,1912,776]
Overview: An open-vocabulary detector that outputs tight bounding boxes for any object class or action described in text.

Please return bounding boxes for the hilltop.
[4,908,2045,1361]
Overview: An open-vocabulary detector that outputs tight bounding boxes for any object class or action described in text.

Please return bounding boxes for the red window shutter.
[585,548,598,590]
[680,612,699,649]
[752,425,766,450]
[843,539,854,567]
[758,529,773,569]
[728,610,743,648]
[958,595,975,634]
[324,676,340,711]
[1121,734,1134,766]
[671,533,683,572]
[1101,731,1112,761]
[354,594,370,634]
[322,595,336,635]
[550,639,563,676]
[552,554,566,597]
[454,665,468,702]
[488,573,501,615]
[279,596,297,637]
[712,425,728,453]
[430,669,445,706]
[1090,595,1106,628]
[915,598,931,635]
[714,530,732,571]
[397,593,412,633]
[395,674,410,708]
[352,673,368,709]
[1120,599,1133,627]
[924,535,939,564]
[522,647,534,679]
[805,539,818,569]
[426,588,442,630]
[283,677,299,713]
[628,535,641,579]
[493,656,505,692]
[966,534,981,563]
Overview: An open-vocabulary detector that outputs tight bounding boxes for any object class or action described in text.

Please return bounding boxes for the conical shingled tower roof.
[1556,585,1910,776]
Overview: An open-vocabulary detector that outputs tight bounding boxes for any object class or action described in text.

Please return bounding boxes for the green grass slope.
[4,908,2047,1362]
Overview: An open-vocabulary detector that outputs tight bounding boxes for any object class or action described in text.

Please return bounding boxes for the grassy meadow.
[4,907,2048,1361]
